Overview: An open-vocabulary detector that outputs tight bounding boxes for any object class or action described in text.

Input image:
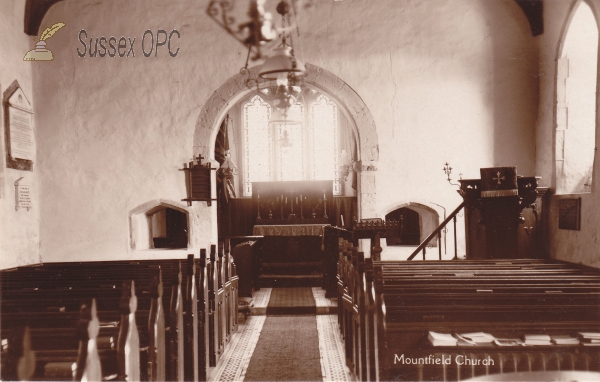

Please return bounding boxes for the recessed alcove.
[384,204,439,247]
[149,207,188,249]
[129,200,190,251]
[380,202,442,260]
[385,207,421,246]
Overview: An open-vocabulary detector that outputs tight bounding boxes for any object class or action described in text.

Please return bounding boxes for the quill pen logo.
[24,22,66,61]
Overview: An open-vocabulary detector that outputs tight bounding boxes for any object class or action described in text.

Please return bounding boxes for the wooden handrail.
[407,201,466,261]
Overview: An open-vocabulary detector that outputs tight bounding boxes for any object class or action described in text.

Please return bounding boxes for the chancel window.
[274,103,305,181]
[243,95,273,195]
[242,93,340,196]
[310,95,340,193]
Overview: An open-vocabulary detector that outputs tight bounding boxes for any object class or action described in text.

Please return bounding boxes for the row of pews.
[0,242,238,381]
[336,239,600,381]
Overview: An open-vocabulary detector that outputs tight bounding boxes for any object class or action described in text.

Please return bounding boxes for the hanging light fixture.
[245,0,305,116]
[207,0,306,115]
[207,0,277,61]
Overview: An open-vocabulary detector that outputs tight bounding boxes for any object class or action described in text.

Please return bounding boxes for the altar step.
[259,260,324,288]
[258,274,323,288]
[261,262,322,275]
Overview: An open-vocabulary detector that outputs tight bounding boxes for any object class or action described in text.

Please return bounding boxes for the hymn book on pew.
[453,334,477,346]
[428,331,457,346]
[551,335,580,345]
[493,338,524,346]
[579,332,600,346]
[460,332,495,344]
[523,334,552,345]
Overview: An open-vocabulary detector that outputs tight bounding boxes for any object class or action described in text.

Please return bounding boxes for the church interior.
[2,0,600,381]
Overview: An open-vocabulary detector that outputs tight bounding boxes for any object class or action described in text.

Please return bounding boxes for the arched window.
[242,93,341,196]
[556,1,598,194]
[274,102,304,181]
[310,95,340,194]
[243,95,272,195]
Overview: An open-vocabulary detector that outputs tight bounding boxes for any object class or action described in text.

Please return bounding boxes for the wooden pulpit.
[459,167,549,259]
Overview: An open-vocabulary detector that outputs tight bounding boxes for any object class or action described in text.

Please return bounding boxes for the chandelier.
[207,0,306,116]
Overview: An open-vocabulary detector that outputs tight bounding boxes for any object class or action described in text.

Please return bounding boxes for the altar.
[253,224,329,237]
[253,223,329,262]
[253,224,329,264]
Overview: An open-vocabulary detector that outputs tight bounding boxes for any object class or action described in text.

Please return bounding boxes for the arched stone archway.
[190,64,379,246]
[192,63,378,164]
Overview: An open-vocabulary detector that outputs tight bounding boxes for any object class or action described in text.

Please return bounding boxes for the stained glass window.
[243,95,272,196]
[274,103,304,181]
[310,95,340,194]
[242,93,340,196]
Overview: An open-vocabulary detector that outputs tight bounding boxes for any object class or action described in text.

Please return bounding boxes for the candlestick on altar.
[257,197,261,220]
[300,194,304,218]
[323,191,328,218]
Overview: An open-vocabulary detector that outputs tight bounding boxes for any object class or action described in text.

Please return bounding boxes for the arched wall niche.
[381,201,442,244]
[190,63,380,246]
[376,200,465,261]
[129,199,190,251]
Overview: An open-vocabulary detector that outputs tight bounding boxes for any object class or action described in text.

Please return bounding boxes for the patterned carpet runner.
[244,288,321,381]
[243,316,322,381]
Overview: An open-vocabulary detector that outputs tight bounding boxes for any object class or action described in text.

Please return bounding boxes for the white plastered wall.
[17,0,539,266]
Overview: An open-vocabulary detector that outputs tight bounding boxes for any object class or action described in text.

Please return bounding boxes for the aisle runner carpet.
[244,288,322,381]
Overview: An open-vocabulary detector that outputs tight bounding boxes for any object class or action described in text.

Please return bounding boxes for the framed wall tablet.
[3,80,34,171]
[180,155,216,206]
[558,197,581,230]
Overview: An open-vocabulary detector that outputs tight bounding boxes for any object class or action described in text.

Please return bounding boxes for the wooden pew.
[337,256,600,381]
[1,268,167,381]
[373,263,600,380]
[1,251,239,382]
[324,226,353,298]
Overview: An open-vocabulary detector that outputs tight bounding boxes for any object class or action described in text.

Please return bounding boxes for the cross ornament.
[493,171,505,185]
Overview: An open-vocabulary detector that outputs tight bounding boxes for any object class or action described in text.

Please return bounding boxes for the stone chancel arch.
[192,64,379,232]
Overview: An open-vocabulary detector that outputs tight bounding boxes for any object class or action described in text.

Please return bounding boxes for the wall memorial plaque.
[3,80,34,171]
[558,198,581,230]
[14,177,32,211]
[180,155,216,206]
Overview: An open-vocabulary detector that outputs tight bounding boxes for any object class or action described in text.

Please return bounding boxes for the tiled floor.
[208,287,353,382]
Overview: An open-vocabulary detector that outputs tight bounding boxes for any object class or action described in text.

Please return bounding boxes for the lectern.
[459,167,548,259]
